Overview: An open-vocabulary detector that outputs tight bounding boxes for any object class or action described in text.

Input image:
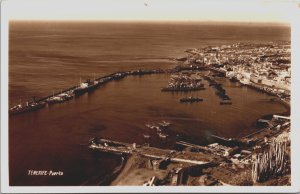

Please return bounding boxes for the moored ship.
[179,96,203,103]
[161,85,205,92]
[9,99,46,115]
[220,99,232,105]
[113,72,127,80]
[74,78,99,96]
[46,91,74,104]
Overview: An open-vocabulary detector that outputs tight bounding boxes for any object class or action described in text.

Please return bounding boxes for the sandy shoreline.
[110,155,170,186]
[110,155,135,185]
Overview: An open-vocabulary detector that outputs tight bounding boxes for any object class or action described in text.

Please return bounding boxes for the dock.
[89,138,222,165]
[9,69,166,116]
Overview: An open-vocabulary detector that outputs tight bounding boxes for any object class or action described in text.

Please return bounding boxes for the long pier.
[37,71,162,103]
[8,65,208,116]
[89,138,221,165]
[9,69,168,115]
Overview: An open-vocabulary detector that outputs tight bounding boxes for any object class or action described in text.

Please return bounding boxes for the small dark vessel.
[180,97,203,103]
[220,100,232,105]
[162,85,205,92]
[222,95,231,100]
[229,76,239,82]
[143,134,151,139]
[158,120,171,128]
[158,133,168,139]
[113,72,126,80]
[175,56,187,61]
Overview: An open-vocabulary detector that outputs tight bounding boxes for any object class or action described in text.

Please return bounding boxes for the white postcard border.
[1,0,300,193]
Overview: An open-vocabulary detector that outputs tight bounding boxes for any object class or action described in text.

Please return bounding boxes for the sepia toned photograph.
[1,0,299,192]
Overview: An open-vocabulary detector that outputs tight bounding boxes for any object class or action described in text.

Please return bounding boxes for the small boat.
[143,134,151,139]
[145,123,157,130]
[158,133,168,139]
[229,76,239,82]
[158,120,171,127]
[220,100,232,105]
[222,95,231,101]
[113,72,126,80]
[175,56,187,61]
[155,127,162,133]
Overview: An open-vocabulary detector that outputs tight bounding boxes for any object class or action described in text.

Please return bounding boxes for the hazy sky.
[4,0,298,23]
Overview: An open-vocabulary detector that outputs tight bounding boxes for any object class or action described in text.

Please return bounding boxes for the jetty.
[204,75,232,104]
[9,69,166,116]
[89,138,222,165]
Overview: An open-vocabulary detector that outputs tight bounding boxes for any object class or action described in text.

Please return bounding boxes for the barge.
[180,97,203,103]
[161,86,205,92]
[220,100,232,105]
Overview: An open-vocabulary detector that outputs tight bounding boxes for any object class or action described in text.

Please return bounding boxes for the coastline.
[97,155,127,186]
[108,114,290,186]
[8,41,291,186]
[106,68,291,186]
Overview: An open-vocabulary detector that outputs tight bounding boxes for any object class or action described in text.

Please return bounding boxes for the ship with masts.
[9,97,46,115]
[74,77,99,96]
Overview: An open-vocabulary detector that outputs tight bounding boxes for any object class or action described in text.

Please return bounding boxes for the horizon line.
[9,19,290,26]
